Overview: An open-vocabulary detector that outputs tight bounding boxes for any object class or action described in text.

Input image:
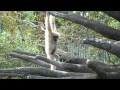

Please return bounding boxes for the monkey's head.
[52,31,60,42]
[53,35,59,42]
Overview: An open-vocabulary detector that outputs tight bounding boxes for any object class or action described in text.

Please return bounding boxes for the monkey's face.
[53,36,58,42]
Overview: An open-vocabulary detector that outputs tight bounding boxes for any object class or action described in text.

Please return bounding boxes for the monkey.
[45,11,60,70]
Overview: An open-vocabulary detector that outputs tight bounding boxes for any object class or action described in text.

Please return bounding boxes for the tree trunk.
[87,60,120,79]
[0,67,96,78]
[0,73,27,79]
[49,11,120,41]
[27,74,97,79]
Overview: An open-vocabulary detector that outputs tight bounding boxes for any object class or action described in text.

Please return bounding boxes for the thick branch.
[10,52,94,73]
[27,74,97,79]
[13,49,87,64]
[35,55,94,73]
[56,49,87,64]
[49,11,120,41]
[9,53,50,68]
[13,50,37,56]
[0,67,95,78]
[105,71,120,79]
[87,60,120,79]
[0,73,27,79]
[83,38,120,57]
[103,11,120,22]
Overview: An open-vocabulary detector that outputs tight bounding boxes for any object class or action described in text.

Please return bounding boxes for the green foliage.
[57,11,120,65]
[0,11,120,69]
[0,11,43,68]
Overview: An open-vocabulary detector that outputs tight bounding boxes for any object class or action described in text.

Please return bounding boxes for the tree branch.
[103,11,120,22]
[10,52,94,73]
[87,60,120,79]
[27,74,97,79]
[83,38,120,57]
[0,73,27,79]
[9,53,50,68]
[13,49,87,64]
[49,11,120,41]
[13,50,37,56]
[0,67,96,78]
[35,55,95,73]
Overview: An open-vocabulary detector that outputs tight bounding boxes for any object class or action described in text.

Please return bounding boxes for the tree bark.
[49,11,120,41]
[0,67,96,78]
[87,60,120,79]
[56,49,87,64]
[103,11,120,22]
[13,49,87,64]
[34,55,95,73]
[10,52,94,73]
[13,50,37,56]
[36,55,95,73]
[105,71,120,79]
[0,73,27,79]
[9,53,50,68]
[83,38,120,58]
[27,74,97,79]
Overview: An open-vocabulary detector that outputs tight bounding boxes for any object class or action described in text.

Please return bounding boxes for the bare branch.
[27,74,97,79]
[13,49,87,64]
[10,52,94,73]
[0,67,95,77]
[83,38,120,57]
[87,60,120,79]
[35,55,94,73]
[9,53,50,68]
[103,11,120,22]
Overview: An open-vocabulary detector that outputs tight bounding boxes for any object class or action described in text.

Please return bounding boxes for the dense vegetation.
[1,11,120,79]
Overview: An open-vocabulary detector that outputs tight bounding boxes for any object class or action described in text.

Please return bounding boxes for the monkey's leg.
[50,58,57,70]
[47,54,57,70]
[50,54,60,70]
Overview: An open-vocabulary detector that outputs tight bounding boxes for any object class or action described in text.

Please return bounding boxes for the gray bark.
[83,38,120,58]
[9,53,50,68]
[10,52,94,73]
[35,55,95,73]
[27,74,97,79]
[103,11,120,22]
[87,60,120,79]
[0,73,27,79]
[0,67,95,78]
[13,49,87,64]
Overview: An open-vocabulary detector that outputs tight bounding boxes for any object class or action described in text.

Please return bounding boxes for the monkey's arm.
[45,11,52,34]
[49,15,56,31]
[45,11,53,54]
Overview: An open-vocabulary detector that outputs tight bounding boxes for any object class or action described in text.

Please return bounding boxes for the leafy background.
[0,11,120,69]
